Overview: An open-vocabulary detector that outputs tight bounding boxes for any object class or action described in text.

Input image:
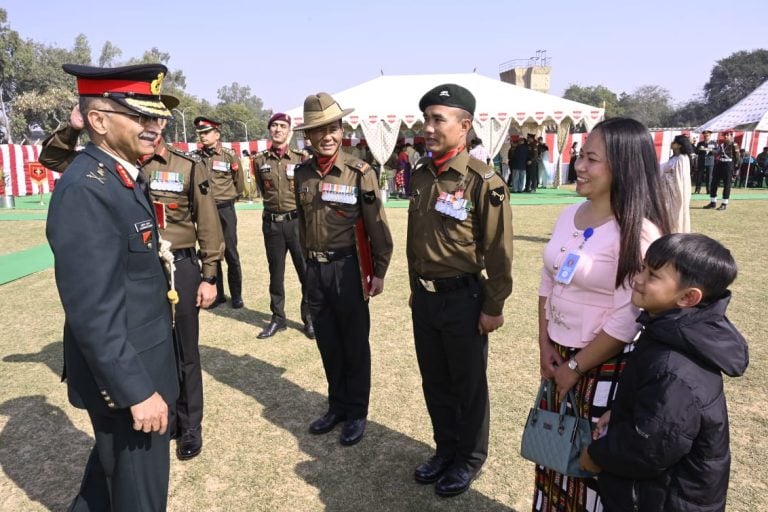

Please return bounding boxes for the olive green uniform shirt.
[294,150,393,278]
[195,143,245,202]
[406,151,514,316]
[38,125,225,280]
[252,147,307,213]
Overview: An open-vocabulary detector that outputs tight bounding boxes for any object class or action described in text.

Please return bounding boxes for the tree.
[618,85,673,128]
[663,98,710,128]
[704,49,768,115]
[98,41,122,67]
[126,47,187,93]
[215,82,270,140]
[563,84,623,119]
[71,34,91,65]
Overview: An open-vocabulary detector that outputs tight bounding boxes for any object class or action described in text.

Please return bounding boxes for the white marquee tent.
[698,78,768,132]
[285,73,604,169]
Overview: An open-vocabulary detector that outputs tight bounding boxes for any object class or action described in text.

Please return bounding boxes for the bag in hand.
[520,379,596,478]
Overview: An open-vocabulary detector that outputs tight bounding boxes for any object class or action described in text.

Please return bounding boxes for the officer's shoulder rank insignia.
[489,186,506,207]
[363,190,376,204]
[198,180,210,195]
[86,163,107,184]
[484,170,495,179]
[222,146,235,155]
[353,161,370,174]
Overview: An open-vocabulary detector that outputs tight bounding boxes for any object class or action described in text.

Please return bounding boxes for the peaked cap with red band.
[63,63,178,119]
[193,116,222,133]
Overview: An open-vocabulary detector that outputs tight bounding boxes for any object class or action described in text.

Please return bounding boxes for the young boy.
[579,233,749,511]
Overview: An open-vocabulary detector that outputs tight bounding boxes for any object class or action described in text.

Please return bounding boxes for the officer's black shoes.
[703,202,717,209]
[309,411,346,435]
[304,322,316,340]
[339,418,366,446]
[435,465,481,497]
[414,454,454,484]
[717,204,727,211]
[231,297,244,309]
[177,427,203,461]
[257,321,287,339]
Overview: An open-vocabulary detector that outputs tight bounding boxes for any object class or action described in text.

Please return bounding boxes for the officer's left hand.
[478,312,503,335]
[197,282,218,308]
[369,277,384,297]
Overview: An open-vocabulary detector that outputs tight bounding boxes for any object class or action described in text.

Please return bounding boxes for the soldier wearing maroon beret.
[408,83,514,497]
[252,113,314,339]
[193,116,246,307]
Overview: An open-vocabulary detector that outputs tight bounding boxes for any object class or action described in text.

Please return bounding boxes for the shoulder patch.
[198,180,210,195]
[363,190,376,204]
[489,186,506,207]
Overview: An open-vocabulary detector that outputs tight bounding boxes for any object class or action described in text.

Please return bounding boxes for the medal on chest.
[320,182,358,205]
[286,164,295,178]
[149,171,185,192]
[434,189,469,221]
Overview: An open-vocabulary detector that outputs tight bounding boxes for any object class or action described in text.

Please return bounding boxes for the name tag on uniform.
[134,219,154,232]
[286,164,295,178]
[259,165,271,174]
[213,160,229,173]
[555,253,581,285]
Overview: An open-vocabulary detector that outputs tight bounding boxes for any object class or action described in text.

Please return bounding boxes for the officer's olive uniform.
[253,147,310,325]
[144,139,224,435]
[711,140,738,201]
[195,143,245,300]
[295,150,393,419]
[407,151,513,472]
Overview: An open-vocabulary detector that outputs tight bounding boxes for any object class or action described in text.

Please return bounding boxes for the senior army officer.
[407,84,514,497]
[40,106,226,463]
[293,93,393,446]
[194,116,246,307]
[252,112,314,339]
[46,63,180,512]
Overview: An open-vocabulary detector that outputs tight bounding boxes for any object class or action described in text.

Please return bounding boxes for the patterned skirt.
[531,341,632,512]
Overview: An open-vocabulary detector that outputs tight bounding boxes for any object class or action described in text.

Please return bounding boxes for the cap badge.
[150,73,165,95]
[439,90,450,97]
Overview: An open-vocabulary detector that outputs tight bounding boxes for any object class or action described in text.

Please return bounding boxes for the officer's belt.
[216,199,235,209]
[264,209,298,222]
[416,273,477,293]
[307,246,355,263]
[172,247,196,262]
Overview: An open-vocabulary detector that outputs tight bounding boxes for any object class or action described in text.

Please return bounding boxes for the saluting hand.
[69,104,85,131]
[130,392,169,434]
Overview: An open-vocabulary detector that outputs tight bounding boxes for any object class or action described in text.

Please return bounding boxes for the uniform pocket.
[126,232,162,280]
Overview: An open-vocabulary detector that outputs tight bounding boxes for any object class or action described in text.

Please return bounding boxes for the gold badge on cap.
[151,73,165,95]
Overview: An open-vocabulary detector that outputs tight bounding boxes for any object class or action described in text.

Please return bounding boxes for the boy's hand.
[579,447,602,473]
[593,411,611,440]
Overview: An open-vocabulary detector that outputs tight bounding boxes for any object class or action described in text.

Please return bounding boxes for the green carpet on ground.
[0,244,53,284]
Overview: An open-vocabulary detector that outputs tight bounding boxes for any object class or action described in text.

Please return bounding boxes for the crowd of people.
[41,62,749,512]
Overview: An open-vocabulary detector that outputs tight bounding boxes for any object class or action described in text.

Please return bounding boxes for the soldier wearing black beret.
[408,83,514,497]
[193,116,246,308]
[46,63,180,511]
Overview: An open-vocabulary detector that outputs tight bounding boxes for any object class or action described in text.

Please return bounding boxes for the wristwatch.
[201,275,217,285]
[567,358,584,376]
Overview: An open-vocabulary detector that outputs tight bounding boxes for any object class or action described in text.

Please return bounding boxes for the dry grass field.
[1,191,766,511]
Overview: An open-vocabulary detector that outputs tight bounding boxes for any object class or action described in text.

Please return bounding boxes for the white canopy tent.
[285,73,604,171]
[698,78,768,132]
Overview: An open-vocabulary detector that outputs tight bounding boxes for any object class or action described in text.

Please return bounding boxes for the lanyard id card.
[555,252,581,285]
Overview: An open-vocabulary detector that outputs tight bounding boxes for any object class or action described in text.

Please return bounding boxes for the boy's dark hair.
[645,233,737,302]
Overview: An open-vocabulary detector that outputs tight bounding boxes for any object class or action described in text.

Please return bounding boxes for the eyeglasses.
[95,109,155,126]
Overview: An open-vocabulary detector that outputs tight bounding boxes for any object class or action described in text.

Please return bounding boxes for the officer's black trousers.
[710,161,734,200]
[216,203,242,300]
[412,279,490,471]
[525,165,539,192]
[68,409,169,512]
[695,162,713,194]
[306,254,370,419]
[262,217,309,323]
[168,255,203,434]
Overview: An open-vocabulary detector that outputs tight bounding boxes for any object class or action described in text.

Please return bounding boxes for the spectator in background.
[509,137,529,192]
[694,130,716,194]
[755,146,768,188]
[660,134,693,232]
[704,130,738,211]
[469,137,491,165]
[567,141,579,183]
[524,134,539,192]
[537,136,551,188]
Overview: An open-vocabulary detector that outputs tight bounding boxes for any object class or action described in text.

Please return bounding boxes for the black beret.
[418,83,476,116]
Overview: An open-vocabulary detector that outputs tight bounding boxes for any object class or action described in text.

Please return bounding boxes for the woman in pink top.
[533,118,673,512]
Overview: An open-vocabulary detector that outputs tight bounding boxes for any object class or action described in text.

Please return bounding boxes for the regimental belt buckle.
[274,213,285,222]
[312,251,330,263]
[418,278,436,292]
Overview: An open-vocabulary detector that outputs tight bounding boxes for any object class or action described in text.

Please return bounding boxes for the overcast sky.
[4,0,766,112]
